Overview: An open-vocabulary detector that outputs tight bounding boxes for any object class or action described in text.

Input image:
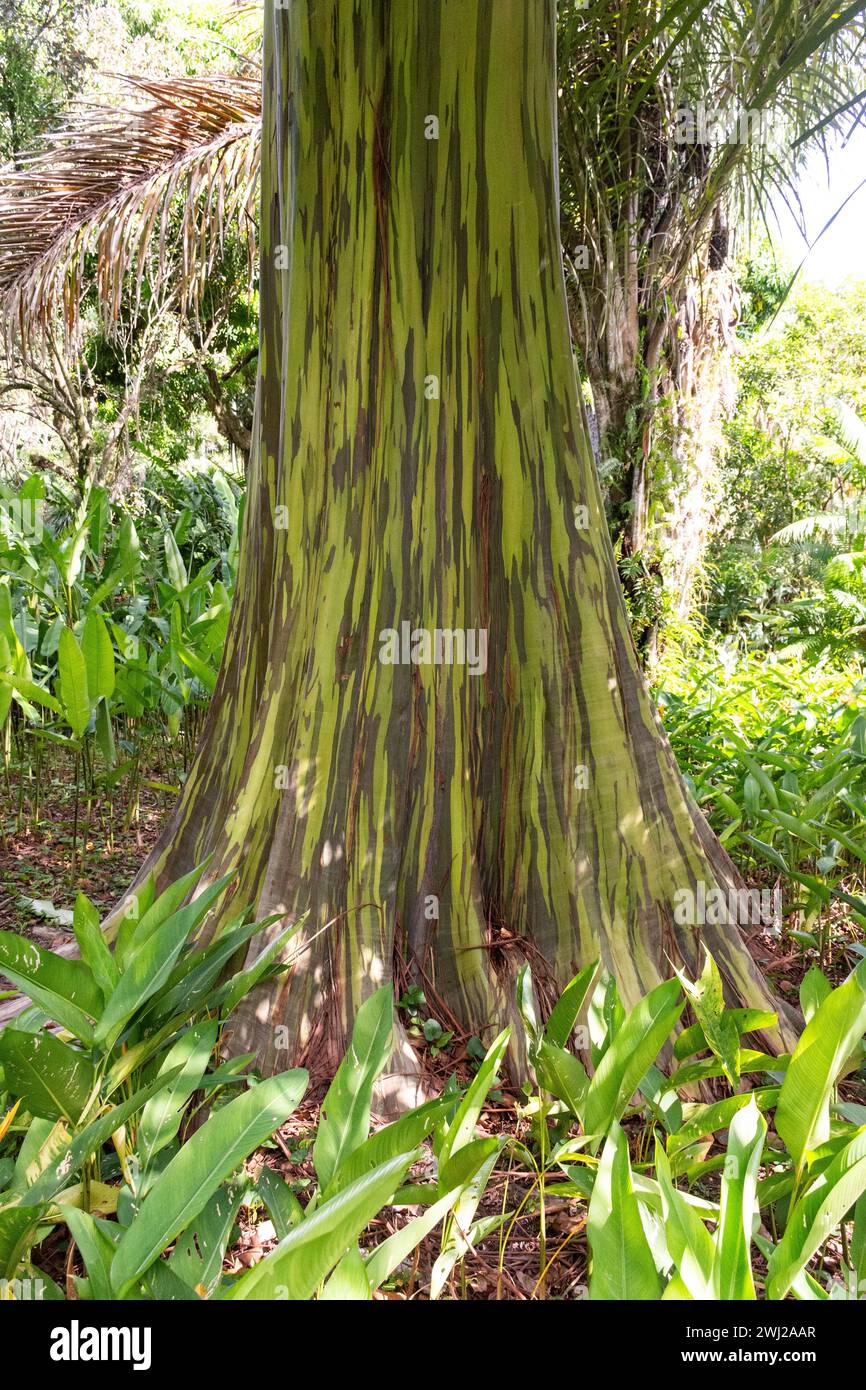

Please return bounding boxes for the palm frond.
[0,73,263,345]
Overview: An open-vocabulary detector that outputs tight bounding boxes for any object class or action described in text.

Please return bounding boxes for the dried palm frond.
[0,73,263,346]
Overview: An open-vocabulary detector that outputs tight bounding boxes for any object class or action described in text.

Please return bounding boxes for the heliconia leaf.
[111,1070,308,1293]
[677,949,740,1086]
[137,1019,219,1170]
[584,977,684,1140]
[712,1096,766,1299]
[0,931,101,1042]
[228,1150,417,1301]
[95,874,232,1049]
[655,1141,714,1299]
[312,985,394,1191]
[535,1039,589,1117]
[544,959,598,1048]
[0,1028,95,1123]
[799,965,831,1023]
[767,1126,866,1300]
[319,1246,372,1300]
[776,959,866,1175]
[57,625,90,736]
[81,609,115,701]
[164,530,188,592]
[72,892,118,1000]
[168,1184,244,1296]
[587,1124,660,1300]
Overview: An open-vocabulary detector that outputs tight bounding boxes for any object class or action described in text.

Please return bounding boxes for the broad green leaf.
[63,1208,118,1301]
[19,1072,181,1209]
[364,1178,483,1291]
[57,625,90,736]
[319,1246,371,1300]
[164,530,188,592]
[137,1020,218,1170]
[111,1070,307,1293]
[116,860,207,965]
[767,1126,866,1300]
[535,1039,589,1117]
[544,959,598,1048]
[800,965,832,1023]
[96,874,232,1049]
[436,1029,510,1173]
[713,1097,766,1300]
[218,915,305,1019]
[228,1150,417,1301]
[584,977,684,1140]
[677,949,740,1086]
[168,1184,244,1296]
[655,1142,714,1299]
[81,609,115,701]
[0,1028,95,1123]
[0,932,101,1043]
[324,1097,449,1198]
[587,1124,660,1300]
[72,893,118,999]
[776,959,866,1175]
[256,1167,304,1239]
[312,985,394,1190]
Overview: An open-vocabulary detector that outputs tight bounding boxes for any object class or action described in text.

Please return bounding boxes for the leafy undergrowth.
[1,871,865,1302]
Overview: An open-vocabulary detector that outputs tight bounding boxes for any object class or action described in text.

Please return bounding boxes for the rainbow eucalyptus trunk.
[120,0,794,1091]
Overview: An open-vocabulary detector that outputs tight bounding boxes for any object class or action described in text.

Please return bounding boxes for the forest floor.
[0,750,175,978]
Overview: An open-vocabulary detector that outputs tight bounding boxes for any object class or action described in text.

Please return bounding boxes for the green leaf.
[0,932,101,1043]
[228,1150,418,1301]
[312,985,394,1191]
[324,1097,449,1198]
[137,1020,218,1171]
[587,1124,660,1300]
[544,959,598,1048]
[0,1028,95,1123]
[81,609,115,701]
[583,977,684,1141]
[713,1097,766,1300]
[655,1141,714,1299]
[163,530,188,592]
[256,1167,304,1239]
[800,965,831,1023]
[63,1209,118,1302]
[535,1039,589,1117]
[767,1126,866,1300]
[72,893,118,1000]
[218,915,305,1019]
[319,1246,372,1300]
[677,949,740,1086]
[94,698,116,765]
[776,959,866,1175]
[96,874,232,1049]
[19,1072,182,1209]
[57,625,90,736]
[168,1184,244,1296]
[436,1029,510,1174]
[111,1070,308,1293]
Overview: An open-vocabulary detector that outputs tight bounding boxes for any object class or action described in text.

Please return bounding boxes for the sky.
[770,124,866,286]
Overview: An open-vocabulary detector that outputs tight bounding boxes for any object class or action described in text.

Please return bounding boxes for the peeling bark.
[111,0,796,1084]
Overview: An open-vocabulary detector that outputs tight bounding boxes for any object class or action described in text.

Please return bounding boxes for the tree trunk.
[114,0,795,1088]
